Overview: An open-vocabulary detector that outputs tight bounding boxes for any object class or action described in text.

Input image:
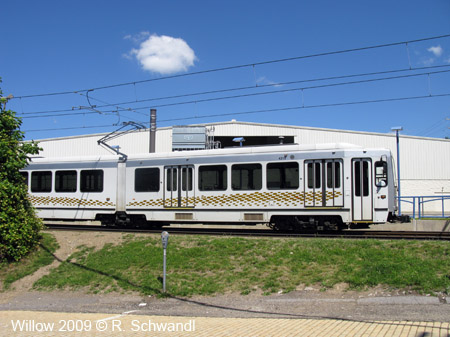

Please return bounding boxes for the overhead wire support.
[300,89,305,108]
[86,89,96,110]
[74,90,146,126]
[252,64,258,87]
[405,42,412,70]
[427,73,432,97]
[82,90,146,117]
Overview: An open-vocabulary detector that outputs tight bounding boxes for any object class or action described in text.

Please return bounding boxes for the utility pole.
[150,109,157,153]
[391,127,403,215]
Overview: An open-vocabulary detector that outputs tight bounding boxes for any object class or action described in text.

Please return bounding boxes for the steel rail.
[43,223,450,241]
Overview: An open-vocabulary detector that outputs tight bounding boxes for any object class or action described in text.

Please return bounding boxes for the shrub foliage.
[0,83,42,261]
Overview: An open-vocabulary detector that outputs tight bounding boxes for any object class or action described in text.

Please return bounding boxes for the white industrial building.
[33,120,450,215]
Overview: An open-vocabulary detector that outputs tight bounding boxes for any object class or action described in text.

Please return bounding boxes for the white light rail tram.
[21,143,398,231]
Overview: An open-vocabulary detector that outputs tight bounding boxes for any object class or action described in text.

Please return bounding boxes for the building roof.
[32,120,449,143]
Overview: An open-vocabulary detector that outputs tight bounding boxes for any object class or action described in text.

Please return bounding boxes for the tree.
[0,80,43,261]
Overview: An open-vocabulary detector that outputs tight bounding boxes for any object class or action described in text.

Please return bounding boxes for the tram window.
[267,162,299,190]
[354,161,369,197]
[314,163,321,188]
[307,163,313,188]
[181,167,193,191]
[55,170,77,192]
[199,165,227,191]
[355,161,361,197]
[80,170,103,192]
[375,161,388,187]
[20,172,29,188]
[232,164,262,190]
[166,168,177,191]
[335,162,341,188]
[355,161,361,196]
[307,162,321,189]
[326,162,341,188]
[135,168,160,192]
[31,171,52,192]
[363,161,369,196]
[166,167,193,191]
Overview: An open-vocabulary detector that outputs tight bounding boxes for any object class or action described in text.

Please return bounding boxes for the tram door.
[164,165,195,208]
[304,159,343,207]
[352,159,373,221]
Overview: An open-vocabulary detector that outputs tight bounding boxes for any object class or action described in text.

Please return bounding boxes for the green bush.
[0,81,42,261]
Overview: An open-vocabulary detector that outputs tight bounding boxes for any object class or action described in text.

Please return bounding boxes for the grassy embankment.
[25,234,450,297]
[0,233,59,290]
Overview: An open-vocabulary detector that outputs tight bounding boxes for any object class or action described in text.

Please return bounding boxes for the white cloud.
[422,57,435,66]
[128,34,196,75]
[427,45,443,57]
[124,31,151,44]
[256,76,282,87]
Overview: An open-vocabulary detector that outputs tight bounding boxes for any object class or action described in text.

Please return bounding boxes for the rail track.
[43,223,450,241]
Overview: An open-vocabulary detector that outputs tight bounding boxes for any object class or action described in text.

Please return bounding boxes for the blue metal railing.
[398,195,450,219]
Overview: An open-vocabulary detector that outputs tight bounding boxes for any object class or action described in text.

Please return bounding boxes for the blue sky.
[1,0,450,140]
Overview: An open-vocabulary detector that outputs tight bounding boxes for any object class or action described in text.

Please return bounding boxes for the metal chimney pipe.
[150,109,157,153]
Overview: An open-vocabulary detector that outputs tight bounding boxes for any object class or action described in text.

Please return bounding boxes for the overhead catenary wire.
[19,67,450,119]
[16,64,450,116]
[415,117,448,137]
[10,33,450,100]
[24,124,115,133]
[158,92,450,124]
[11,33,450,140]
[122,68,450,112]
[60,64,450,112]
[23,91,450,133]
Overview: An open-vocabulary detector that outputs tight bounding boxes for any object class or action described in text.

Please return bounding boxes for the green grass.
[0,233,59,290]
[32,235,450,297]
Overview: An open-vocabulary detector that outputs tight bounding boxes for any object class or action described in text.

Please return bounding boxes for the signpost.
[161,231,169,293]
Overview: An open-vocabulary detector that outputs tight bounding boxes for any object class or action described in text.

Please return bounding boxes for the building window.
[267,162,299,190]
[55,170,77,192]
[199,165,227,191]
[31,171,52,192]
[80,170,103,192]
[135,168,160,192]
[232,163,262,190]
